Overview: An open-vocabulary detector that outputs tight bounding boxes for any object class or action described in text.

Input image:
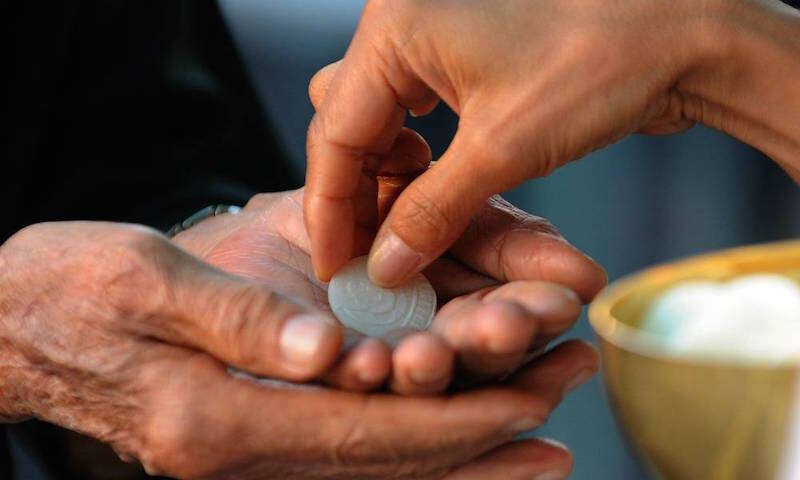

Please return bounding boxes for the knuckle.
[325,401,426,478]
[215,285,287,367]
[328,399,392,466]
[113,225,169,260]
[101,228,174,317]
[138,374,205,478]
[361,0,418,61]
[308,71,322,99]
[394,183,453,245]
[499,236,544,280]
[330,419,371,466]
[308,69,327,105]
[139,419,194,477]
[1,222,180,336]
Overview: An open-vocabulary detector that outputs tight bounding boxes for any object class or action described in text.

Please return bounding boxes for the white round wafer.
[328,256,436,341]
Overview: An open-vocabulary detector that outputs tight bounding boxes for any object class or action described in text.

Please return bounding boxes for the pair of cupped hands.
[0,185,604,480]
[0,187,604,480]
[4,0,794,477]
[0,54,606,477]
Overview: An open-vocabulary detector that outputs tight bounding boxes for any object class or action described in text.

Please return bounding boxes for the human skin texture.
[0,189,601,478]
[303,0,800,287]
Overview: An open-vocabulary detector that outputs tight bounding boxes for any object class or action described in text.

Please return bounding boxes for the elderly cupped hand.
[6,0,799,475]
[0,187,602,479]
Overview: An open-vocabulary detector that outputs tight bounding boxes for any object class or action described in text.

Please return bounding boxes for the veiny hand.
[304,0,800,286]
[0,221,599,478]
[174,188,604,393]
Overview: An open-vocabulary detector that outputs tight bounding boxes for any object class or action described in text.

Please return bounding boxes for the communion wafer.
[328,256,436,341]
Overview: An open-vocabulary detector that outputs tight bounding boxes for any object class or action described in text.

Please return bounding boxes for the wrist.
[677,0,800,176]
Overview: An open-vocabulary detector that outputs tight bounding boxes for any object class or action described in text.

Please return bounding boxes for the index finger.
[304,13,435,281]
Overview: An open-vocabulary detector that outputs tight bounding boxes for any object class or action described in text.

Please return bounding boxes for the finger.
[348,128,433,258]
[637,118,695,135]
[143,357,561,478]
[511,340,600,403]
[125,246,343,382]
[308,60,342,110]
[367,131,513,287]
[323,338,392,392]
[304,20,437,281]
[443,439,573,480]
[433,282,581,379]
[423,257,497,302]
[389,333,455,395]
[376,128,432,222]
[449,196,607,302]
[637,89,696,136]
[310,59,438,116]
[434,299,535,377]
[482,281,581,345]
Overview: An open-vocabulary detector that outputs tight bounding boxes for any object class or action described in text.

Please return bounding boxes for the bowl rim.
[588,240,800,367]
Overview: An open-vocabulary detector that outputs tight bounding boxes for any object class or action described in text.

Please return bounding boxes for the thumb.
[367,130,514,287]
[156,253,343,382]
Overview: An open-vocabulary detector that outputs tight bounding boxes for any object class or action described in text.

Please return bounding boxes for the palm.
[174,189,493,318]
[172,187,602,393]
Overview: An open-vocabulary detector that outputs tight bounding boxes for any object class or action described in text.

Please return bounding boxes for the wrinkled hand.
[0,221,599,479]
[303,0,800,286]
[173,188,604,393]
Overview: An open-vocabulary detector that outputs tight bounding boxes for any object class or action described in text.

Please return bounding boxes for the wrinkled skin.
[0,189,602,478]
[176,188,605,393]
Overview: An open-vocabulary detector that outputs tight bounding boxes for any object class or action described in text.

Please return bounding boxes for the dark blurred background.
[218,1,800,478]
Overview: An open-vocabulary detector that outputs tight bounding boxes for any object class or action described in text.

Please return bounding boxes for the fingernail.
[536,285,579,316]
[506,416,541,435]
[368,230,422,286]
[563,368,595,394]
[539,438,568,450]
[280,314,334,365]
[534,471,567,480]
[533,440,569,480]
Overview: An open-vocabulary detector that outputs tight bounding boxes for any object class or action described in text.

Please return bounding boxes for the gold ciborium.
[589,241,800,480]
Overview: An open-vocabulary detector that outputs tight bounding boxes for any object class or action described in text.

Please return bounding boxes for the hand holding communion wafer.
[173,188,605,394]
[0,207,599,479]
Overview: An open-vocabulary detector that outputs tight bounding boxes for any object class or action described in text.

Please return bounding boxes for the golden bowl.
[588,241,800,480]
